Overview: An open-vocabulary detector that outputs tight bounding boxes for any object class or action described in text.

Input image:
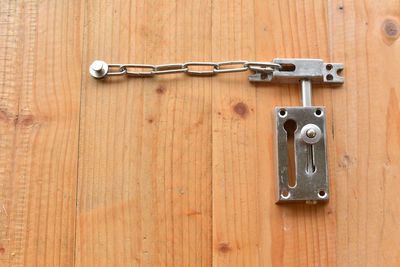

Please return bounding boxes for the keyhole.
[284,120,297,187]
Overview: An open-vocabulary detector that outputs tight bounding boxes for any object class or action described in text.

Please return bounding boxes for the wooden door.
[1,0,400,266]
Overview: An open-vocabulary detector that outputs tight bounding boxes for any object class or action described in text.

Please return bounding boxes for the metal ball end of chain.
[89,60,108,79]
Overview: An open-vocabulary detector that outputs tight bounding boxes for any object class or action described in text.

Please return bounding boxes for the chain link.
[90,60,281,79]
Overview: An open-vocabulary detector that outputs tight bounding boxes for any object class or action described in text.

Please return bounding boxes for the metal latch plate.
[249,58,344,84]
[275,106,329,203]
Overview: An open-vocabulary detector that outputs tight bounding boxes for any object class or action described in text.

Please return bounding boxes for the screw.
[306,128,317,138]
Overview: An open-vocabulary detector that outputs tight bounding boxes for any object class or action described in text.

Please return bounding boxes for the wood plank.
[0,0,83,266]
[0,0,398,266]
[212,0,400,266]
[76,0,212,266]
[212,1,337,266]
[331,0,400,266]
[211,1,261,266]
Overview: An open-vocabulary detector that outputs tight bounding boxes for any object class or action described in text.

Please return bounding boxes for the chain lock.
[89,58,344,205]
[89,60,282,79]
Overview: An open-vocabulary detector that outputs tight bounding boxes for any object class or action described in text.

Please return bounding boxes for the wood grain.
[331,1,400,266]
[0,0,83,266]
[211,0,336,265]
[212,0,400,266]
[76,0,212,266]
[1,0,400,266]
[211,1,262,266]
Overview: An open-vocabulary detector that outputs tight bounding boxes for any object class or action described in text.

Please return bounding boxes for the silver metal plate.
[249,58,344,84]
[274,106,329,204]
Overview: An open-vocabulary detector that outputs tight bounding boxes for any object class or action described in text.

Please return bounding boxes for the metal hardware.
[248,58,344,84]
[259,58,344,204]
[89,60,281,79]
[89,60,109,79]
[89,58,344,205]
[275,107,328,204]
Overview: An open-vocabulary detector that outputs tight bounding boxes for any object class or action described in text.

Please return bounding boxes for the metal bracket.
[250,58,344,204]
[248,58,344,84]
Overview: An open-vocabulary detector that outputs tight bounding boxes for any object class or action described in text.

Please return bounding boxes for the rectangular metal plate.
[274,106,329,204]
[249,58,344,84]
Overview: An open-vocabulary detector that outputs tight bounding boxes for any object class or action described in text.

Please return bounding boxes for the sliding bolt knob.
[89,60,108,79]
[301,124,322,144]
[306,128,317,138]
